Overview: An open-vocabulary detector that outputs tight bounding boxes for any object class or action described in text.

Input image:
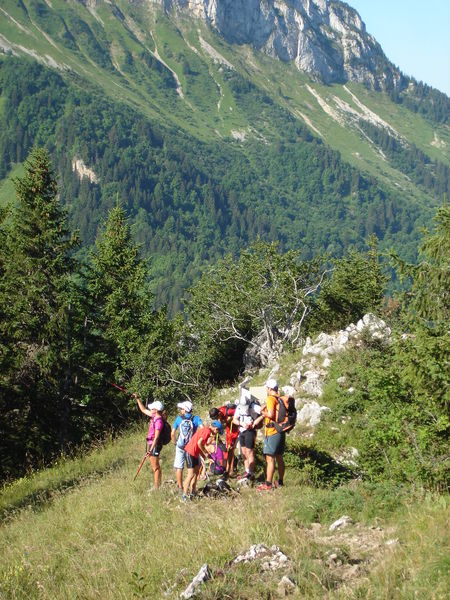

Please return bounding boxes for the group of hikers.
[134,377,295,499]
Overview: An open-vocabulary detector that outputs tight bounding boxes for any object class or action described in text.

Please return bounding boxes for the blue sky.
[349,0,450,96]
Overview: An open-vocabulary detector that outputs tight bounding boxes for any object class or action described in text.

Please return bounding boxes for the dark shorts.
[148,444,162,457]
[263,432,286,456]
[239,429,257,449]
[185,453,200,469]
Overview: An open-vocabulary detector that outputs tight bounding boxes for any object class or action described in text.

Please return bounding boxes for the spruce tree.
[83,205,161,427]
[0,148,78,475]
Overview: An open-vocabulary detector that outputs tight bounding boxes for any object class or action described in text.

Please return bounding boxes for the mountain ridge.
[150,0,405,90]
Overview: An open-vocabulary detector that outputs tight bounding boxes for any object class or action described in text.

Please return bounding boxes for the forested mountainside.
[0,0,449,310]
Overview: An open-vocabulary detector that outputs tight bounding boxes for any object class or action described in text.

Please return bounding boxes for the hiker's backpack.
[177,416,194,449]
[221,403,236,419]
[249,400,263,430]
[274,396,297,434]
[209,440,228,475]
[159,413,172,445]
[147,415,172,446]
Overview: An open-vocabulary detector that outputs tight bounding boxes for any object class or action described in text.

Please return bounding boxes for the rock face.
[149,0,405,90]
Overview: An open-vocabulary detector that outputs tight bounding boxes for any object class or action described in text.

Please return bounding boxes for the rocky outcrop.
[72,158,99,183]
[290,313,391,399]
[283,313,391,428]
[149,0,405,90]
[243,313,390,429]
[178,545,292,598]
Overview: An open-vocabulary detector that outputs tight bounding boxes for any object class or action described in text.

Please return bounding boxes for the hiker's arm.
[232,414,240,427]
[171,428,177,444]
[252,414,264,429]
[261,403,276,420]
[197,438,210,459]
[133,393,152,417]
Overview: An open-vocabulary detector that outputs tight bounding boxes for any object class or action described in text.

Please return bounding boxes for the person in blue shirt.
[171,401,203,491]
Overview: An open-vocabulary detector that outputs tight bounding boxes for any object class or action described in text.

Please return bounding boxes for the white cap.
[177,401,193,413]
[265,378,278,390]
[147,400,164,412]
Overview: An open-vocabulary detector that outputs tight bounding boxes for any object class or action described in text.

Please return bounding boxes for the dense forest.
[0,57,443,311]
[0,148,448,492]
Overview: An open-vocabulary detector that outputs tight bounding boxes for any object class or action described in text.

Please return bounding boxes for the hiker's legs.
[183,454,200,495]
[240,430,256,475]
[263,433,284,485]
[247,448,256,475]
[265,455,276,484]
[276,454,285,483]
[276,433,286,483]
[183,467,195,495]
[227,448,235,474]
[149,455,161,489]
[174,446,185,490]
[190,465,200,493]
[241,446,252,472]
[175,468,183,488]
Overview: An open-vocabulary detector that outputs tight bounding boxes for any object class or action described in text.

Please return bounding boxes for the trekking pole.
[134,448,150,481]
[107,381,130,394]
[78,366,132,395]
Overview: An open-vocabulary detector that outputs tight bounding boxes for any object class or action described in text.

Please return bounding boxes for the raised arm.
[132,393,152,417]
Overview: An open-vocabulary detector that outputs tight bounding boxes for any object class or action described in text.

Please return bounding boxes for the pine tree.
[389,207,449,488]
[0,147,79,475]
[83,205,162,427]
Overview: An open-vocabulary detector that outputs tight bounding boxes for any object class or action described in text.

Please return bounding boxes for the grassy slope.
[1,352,448,599]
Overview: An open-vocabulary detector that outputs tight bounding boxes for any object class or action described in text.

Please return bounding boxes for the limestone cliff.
[148,0,405,90]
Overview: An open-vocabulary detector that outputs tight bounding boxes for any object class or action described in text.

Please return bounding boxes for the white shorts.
[174,446,186,470]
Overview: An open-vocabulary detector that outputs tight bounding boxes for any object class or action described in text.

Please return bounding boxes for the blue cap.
[211,420,224,434]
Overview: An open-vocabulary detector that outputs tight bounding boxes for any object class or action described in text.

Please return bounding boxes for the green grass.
[1,408,448,599]
[0,164,24,208]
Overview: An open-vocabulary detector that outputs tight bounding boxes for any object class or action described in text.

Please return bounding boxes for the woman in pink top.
[134,395,164,490]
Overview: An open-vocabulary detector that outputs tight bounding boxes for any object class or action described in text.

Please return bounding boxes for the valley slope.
[0,0,448,308]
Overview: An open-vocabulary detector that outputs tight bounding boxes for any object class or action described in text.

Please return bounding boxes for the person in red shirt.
[182,420,223,500]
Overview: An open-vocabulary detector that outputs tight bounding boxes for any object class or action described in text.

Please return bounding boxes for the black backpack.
[249,400,263,429]
[159,416,172,445]
[274,396,297,434]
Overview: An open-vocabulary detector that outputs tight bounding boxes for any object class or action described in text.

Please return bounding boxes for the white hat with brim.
[147,400,164,412]
[177,401,193,412]
[265,378,278,390]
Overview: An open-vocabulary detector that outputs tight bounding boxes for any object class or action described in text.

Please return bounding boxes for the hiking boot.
[237,472,250,480]
[256,483,273,491]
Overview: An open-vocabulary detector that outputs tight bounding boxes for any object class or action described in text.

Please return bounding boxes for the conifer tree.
[391,207,449,486]
[0,147,78,475]
[83,205,163,426]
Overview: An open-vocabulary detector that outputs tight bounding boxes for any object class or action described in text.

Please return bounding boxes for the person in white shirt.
[232,392,264,481]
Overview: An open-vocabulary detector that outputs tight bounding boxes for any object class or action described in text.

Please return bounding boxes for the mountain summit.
[152,0,404,89]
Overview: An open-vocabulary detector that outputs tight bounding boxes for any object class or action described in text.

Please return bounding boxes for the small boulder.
[277,575,296,596]
[329,515,354,531]
[179,564,211,599]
